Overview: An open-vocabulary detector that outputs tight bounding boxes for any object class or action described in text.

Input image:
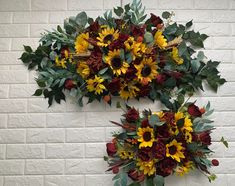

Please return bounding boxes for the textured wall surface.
[0,0,234,185]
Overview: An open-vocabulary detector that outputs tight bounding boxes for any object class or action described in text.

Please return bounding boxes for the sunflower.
[75,33,89,54]
[171,47,184,65]
[175,161,194,176]
[136,158,156,176]
[154,30,167,50]
[182,116,193,132]
[166,139,185,162]
[119,81,140,100]
[184,131,192,143]
[86,75,106,95]
[152,111,164,120]
[97,27,119,47]
[105,49,129,76]
[118,149,134,160]
[135,58,158,85]
[174,111,184,122]
[137,127,155,148]
[55,56,66,68]
[77,61,90,79]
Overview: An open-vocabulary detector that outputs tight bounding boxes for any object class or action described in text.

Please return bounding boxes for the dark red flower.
[131,25,145,37]
[61,48,70,58]
[156,158,177,177]
[156,124,170,138]
[106,142,117,156]
[156,74,166,85]
[137,147,152,161]
[87,50,105,72]
[107,78,121,94]
[126,108,139,122]
[188,103,202,117]
[88,21,100,32]
[153,141,166,160]
[198,131,211,145]
[168,71,183,80]
[150,13,163,26]
[124,66,137,81]
[137,84,151,97]
[128,169,145,182]
[212,159,219,166]
[112,166,119,174]
[141,119,150,128]
[64,79,76,90]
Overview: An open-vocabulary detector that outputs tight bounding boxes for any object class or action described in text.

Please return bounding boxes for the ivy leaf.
[144,32,154,43]
[186,20,193,28]
[149,114,160,126]
[162,11,171,19]
[114,7,124,17]
[153,175,164,186]
[220,137,229,148]
[33,89,43,96]
[24,45,33,53]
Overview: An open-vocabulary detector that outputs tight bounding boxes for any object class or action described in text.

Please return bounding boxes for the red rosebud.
[126,108,139,122]
[198,131,211,145]
[106,142,117,156]
[156,74,166,85]
[107,78,121,94]
[150,13,163,26]
[168,71,182,80]
[188,104,202,117]
[141,119,150,128]
[128,169,145,182]
[212,159,219,166]
[64,79,76,90]
[200,108,206,114]
[88,21,100,32]
[112,166,119,174]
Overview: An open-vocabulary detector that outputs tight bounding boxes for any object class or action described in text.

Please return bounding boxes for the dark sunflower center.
[143,131,152,142]
[111,57,122,69]
[141,65,151,77]
[104,34,113,43]
[169,145,177,155]
[124,86,129,91]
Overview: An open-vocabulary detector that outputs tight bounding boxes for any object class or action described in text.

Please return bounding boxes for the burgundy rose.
[112,166,119,174]
[126,108,139,122]
[137,84,151,97]
[212,159,219,166]
[156,124,170,138]
[169,71,183,80]
[156,74,166,85]
[107,78,121,94]
[128,169,145,182]
[150,13,163,26]
[118,33,129,42]
[198,131,211,145]
[88,21,100,32]
[137,147,152,161]
[131,25,145,37]
[188,103,202,117]
[153,141,166,160]
[141,119,150,128]
[124,66,137,81]
[156,158,177,177]
[106,142,117,156]
[64,79,76,90]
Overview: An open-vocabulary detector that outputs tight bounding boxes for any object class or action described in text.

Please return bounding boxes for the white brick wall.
[0,0,234,185]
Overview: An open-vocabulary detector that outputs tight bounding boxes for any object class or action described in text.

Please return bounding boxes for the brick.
[45,175,84,186]
[0,160,24,175]
[13,12,49,23]
[223,142,235,158]
[212,127,235,141]
[0,0,30,11]
[0,100,27,113]
[219,64,235,81]
[203,50,232,63]
[213,10,235,22]
[27,129,65,143]
[85,111,122,127]
[0,52,21,65]
[11,38,39,51]
[218,82,235,96]
[210,142,225,158]
[66,128,105,142]
[68,0,103,10]
[25,160,64,175]
[31,0,67,11]
[123,0,158,9]
[195,0,229,9]
[0,145,5,159]
[104,0,121,10]
[65,159,105,174]
[7,144,44,159]
[194,23,231,36]
[0,70,28,84]
[0,25,29,38]
[8,113,46,128]
[105,127,120,141]
[0,129,25,144]
[0,84,8,98]
[30,24,58,37]
[85,143,106,158]
[213,37,235,49]
[158,0,193,9]
[46,143,84,158]
[174,10,212,23]
[165,176,186,185]
[0,12,12,23]
[4,176,43,186]
[9,84,37,98]
[228,174,235,185]
[85,175,113,186]
[47,113,85,128]
[27,98,66,113]
[0,115,7,128]
[213,111,235,126]
[0,38,11,51]
[211,159,235,174]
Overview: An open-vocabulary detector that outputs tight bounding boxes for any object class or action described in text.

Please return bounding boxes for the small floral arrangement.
[105,102,228,186]
[20,0,225,107]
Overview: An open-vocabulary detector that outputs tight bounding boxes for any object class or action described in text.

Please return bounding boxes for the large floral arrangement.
[105,102,228,186]
[20,0,225,107]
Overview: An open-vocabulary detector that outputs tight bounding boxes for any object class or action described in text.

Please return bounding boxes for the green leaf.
[162,11,171,19]
[99,67,108,75]
[36,80,46,87]
[186,20,193,28]
[75,12,88,27]
[177,118,185,128]
[220,137,229,148]
[114,7,124,17]
[116,101,121,108]
[144,32,154,43]
[177,94,184,105]
[33,89,43,96]
[57,25,63,33]
[146,177,154,186]
[191,59,201,73]
[189,38,204,48]
[20,52,32,63]
[153,175,164,186]
[24,45,33,53]
[128,182,141,186]
[149,115,165,126]
[208,174,217,183]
